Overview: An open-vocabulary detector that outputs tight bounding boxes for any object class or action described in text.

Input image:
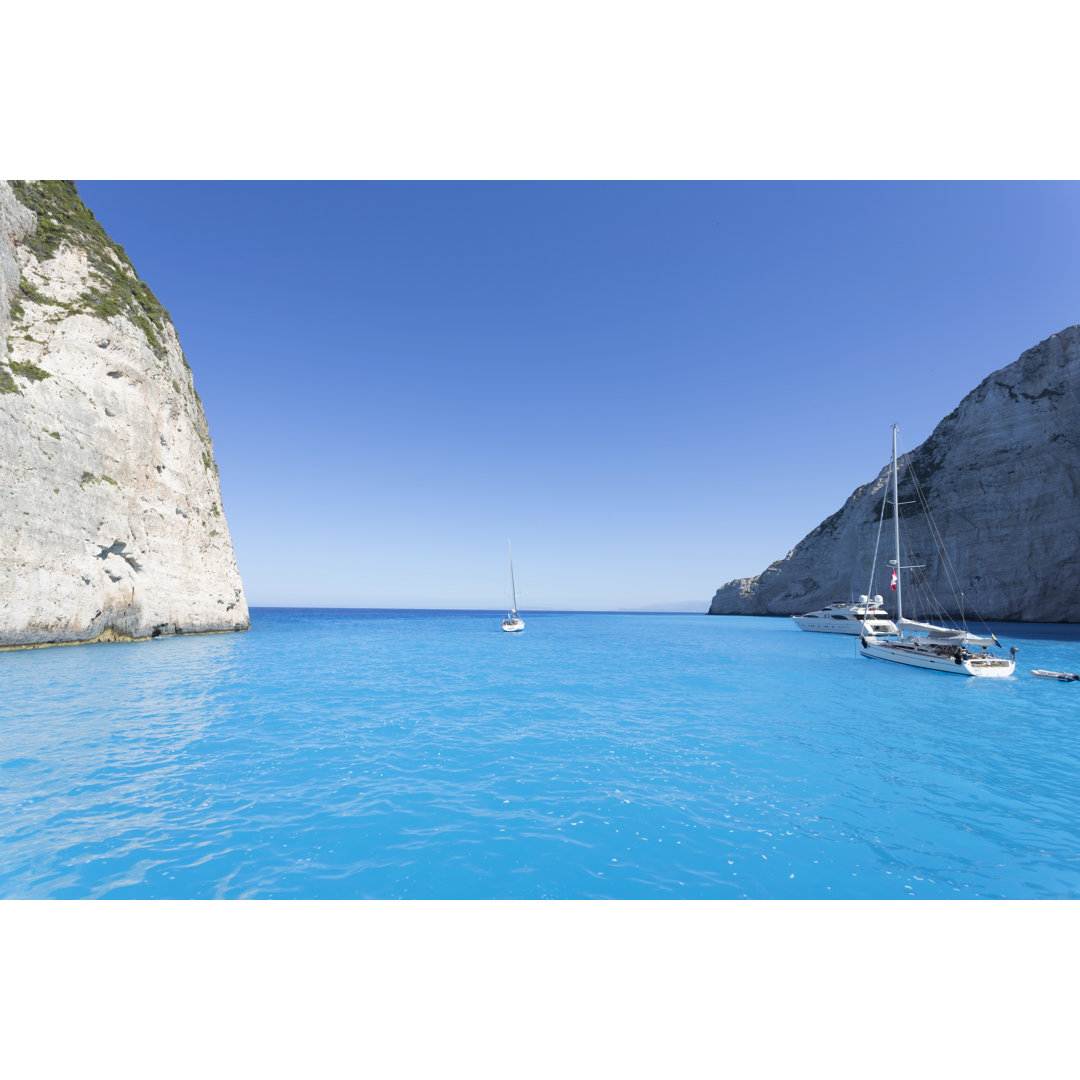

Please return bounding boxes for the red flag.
[890,569,898,591]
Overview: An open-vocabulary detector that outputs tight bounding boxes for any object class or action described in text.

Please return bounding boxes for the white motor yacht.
[792,596,897,635]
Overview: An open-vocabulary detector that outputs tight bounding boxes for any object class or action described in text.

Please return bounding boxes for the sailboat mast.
[508,538,518,613]
[892,424,903,626]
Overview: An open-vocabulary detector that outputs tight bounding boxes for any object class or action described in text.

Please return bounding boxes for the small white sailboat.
[858,425,1015,677]
[501,538,524,633]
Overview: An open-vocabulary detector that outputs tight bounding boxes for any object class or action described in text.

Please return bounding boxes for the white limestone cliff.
[1,181,249,647]
[709,325,1080,623]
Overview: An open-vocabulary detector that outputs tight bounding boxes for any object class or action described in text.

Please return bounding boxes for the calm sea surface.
[2,608,1079,899]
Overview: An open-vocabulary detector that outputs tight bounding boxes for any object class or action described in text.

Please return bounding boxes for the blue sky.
[76,181,1080,610]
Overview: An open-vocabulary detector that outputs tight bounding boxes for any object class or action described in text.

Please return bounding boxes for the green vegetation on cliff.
[8,181,171,360]
[10,360,50,381]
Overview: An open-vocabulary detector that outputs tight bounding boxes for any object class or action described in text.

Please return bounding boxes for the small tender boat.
[501,538,524,633]
[1030,670,1079,682]
[793,595,896,635]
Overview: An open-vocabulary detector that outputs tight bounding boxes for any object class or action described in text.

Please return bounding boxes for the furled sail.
[895,618,997,647]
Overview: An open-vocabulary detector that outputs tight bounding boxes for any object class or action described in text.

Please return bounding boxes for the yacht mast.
[508,538,518,614]
[892,424,904,629]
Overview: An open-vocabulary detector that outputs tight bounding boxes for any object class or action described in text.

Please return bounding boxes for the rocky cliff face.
[709,325,1080,623]
[1,181,248,647]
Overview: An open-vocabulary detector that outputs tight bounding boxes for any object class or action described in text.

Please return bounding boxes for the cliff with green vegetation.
[0,181,248,647]
[709,325,1080,623]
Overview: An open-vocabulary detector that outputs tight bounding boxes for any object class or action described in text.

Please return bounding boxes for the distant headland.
[709,325,1080,623]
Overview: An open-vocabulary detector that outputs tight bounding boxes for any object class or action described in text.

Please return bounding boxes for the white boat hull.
[859,637,1014,677]
[502,618,524,633]
[793,616,889,635]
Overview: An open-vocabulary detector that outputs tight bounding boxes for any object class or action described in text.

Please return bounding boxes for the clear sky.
[75,181,1080,610]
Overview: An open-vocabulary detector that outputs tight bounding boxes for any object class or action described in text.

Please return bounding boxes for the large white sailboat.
[858,426,1015,677]
[501,538,524,633]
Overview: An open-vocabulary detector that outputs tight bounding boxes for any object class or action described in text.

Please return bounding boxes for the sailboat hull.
[859,637,1014,677]
[502,618,524,633]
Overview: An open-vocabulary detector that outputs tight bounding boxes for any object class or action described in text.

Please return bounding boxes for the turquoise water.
[2,608,1079,899]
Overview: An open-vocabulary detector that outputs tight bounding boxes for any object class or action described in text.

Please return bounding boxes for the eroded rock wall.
[709,326,1080,623]
[1,181,249,646]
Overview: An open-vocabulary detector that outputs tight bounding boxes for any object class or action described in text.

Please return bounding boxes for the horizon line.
[245,604,708,614]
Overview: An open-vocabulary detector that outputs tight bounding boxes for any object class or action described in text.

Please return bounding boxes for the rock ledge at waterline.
[0,181,248,647]
[709,325,1080,623]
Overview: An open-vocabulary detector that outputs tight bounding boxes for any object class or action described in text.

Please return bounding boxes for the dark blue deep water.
[2,609,1079,899]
